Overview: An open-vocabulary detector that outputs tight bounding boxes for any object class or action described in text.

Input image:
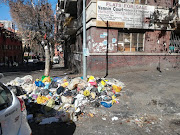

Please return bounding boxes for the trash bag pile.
[6,75,125,124]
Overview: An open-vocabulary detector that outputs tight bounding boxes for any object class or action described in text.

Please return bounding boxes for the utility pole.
[83,0,87,79]
[104,21,108,78]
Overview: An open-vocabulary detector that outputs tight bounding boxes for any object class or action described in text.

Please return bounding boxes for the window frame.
[117,32,145,52]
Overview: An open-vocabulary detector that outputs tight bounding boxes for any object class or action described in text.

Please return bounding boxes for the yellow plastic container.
[83,90,90,96]
[112,85,122,92]
[61,82,69,87]
[88,76,95,82]
[36,96,49,104]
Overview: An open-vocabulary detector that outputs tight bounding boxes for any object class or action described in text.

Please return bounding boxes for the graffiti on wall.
[88,39,117,53]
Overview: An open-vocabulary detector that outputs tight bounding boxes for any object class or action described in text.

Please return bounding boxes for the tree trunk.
[50,45,53,62]
[44,45,50,76]
[50,44,53,69]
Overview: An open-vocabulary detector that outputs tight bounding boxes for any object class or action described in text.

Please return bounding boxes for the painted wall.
[87,27,118,53]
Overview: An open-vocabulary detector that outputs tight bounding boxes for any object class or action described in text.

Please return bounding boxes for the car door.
[0,83,21,135]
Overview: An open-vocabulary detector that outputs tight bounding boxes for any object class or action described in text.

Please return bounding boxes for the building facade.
[0,23,23,66]
[57,0,180,75]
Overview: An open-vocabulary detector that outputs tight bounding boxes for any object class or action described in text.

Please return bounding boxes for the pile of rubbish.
[6,75,125,124]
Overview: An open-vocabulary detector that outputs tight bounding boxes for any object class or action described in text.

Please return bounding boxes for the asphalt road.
[0,64,71,84]
[1,65,180,135]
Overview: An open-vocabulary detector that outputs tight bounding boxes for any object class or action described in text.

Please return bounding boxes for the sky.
[0,3,12,20]
[0,0,57,21]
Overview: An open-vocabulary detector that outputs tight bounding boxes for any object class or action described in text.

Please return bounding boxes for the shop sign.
[96,1,155,29]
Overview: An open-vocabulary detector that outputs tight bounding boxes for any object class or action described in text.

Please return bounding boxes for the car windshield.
[0,83,13,111]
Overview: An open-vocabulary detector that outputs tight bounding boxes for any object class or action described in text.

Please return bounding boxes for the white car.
[0,82,32,135]
[53,56,59,64]
[28,59,39,64]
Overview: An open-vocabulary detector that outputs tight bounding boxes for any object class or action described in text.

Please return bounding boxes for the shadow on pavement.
[30,121,76,135]
[0,62,45,72]
[26,102,76,135]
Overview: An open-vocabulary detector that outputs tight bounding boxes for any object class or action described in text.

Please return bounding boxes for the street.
[1,0,180,134]
[1,66,180,135]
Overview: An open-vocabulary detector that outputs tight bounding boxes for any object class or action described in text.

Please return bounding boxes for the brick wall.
[0,28,23,65]
[147,0,173,8]
[145,31,171,53]
[74,27,178,74]
[87,27,118,53]
[87,55,180,75]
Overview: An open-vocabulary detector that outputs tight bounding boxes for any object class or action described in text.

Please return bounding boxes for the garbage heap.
[6,75,125,124]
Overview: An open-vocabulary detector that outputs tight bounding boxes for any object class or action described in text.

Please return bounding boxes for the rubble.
[6,75,125,124]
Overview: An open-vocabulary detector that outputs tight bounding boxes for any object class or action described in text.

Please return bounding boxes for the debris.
[100,101,112,108]
[112,116,119,121]
[6,74,125,123]
[27,114,33,121]
[89,113,94,117]
[39,117,59,125]
[83,89,90,96]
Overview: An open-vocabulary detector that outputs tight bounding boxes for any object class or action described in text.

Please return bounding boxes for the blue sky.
[0,3,12,20]
[0,0,57,21]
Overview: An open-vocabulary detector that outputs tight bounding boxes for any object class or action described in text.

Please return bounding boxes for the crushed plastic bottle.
[100,101,112,108]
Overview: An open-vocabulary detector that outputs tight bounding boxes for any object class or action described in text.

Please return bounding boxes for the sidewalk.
[74,68,180,135]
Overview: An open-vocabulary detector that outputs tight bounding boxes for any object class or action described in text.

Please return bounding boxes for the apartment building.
[56,0,180,74]
[0,22,23,66]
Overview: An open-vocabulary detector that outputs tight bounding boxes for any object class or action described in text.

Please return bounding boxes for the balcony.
[63,18,77,35]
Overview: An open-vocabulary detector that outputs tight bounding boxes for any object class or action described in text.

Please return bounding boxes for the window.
[9,45,11,50]
[124,33,131,52]
[118,32,144,52]
[4,45,8,50]
[140,0,147,4]
[0,83,13,111]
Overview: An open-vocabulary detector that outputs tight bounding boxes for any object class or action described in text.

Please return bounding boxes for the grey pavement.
[74,68,180,135]
[1,64,180,135]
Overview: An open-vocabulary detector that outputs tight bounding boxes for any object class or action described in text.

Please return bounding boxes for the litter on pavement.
[6,75,125,124]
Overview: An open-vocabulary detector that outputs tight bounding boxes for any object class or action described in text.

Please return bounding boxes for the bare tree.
[7,0,54,76]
